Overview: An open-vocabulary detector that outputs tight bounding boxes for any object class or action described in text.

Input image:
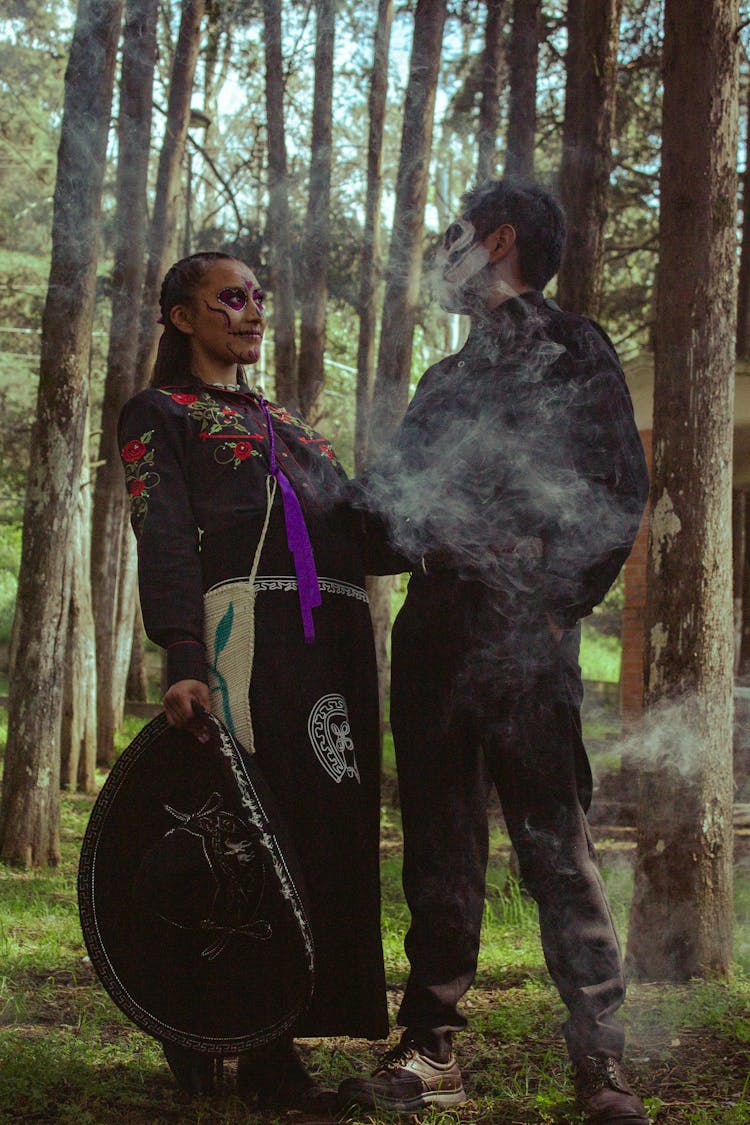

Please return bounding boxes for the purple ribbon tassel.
[260,398,321,643]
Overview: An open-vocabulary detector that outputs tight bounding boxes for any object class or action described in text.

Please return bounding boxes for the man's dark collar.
[469,288,545,330]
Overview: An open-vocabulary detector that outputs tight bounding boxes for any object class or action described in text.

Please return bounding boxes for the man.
[341,179,650,1124]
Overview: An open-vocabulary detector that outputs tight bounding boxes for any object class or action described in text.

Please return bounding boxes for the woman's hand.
[163,679,210,727]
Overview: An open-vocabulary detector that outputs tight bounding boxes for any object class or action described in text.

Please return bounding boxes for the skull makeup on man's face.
[432,218,490,313]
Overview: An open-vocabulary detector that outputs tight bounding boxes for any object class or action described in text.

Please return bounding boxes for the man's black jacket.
[360,290,649,628]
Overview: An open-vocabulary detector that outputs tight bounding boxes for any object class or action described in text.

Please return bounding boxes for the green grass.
[580,623,622,683]
[1,702,749,1123]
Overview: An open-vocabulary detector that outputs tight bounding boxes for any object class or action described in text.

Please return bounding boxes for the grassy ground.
[1,728,749,1124]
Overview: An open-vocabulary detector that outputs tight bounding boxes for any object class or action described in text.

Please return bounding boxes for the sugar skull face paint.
[432,218,491,313]
[175,260,266,375]
[216,284,265,314]
[205,283,265,328]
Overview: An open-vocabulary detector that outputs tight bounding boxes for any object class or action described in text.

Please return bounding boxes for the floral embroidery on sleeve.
[121,430,160,535]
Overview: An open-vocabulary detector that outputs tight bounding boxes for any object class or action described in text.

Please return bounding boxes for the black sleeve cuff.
[166,639,208,686]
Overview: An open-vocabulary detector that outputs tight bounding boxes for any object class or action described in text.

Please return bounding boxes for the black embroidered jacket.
[118,381,359,685]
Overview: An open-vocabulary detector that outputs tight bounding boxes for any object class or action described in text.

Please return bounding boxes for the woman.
[118,252,388,1107]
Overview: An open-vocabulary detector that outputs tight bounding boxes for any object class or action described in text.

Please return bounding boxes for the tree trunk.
[134,0,206,388]
[504,0,540,178]
[366,573,395,739]
[626,0,739,980]
[297,0,335,422]
[111,540,138,733]
[368,0,448,457]
[126,604,149,702]
[91,0,158,767]
[61,409,97,794]
[354,0,394,474]
[0,0,122,866]
[477,0,506,182]
[736,77,750,358]
[733,490,746,674]
[742,500,750,673]
[366,0,447,739]
[263,0,298,409]
[556,0,622,317]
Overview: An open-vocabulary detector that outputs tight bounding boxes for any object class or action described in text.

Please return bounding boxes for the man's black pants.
[390,569,626,1063]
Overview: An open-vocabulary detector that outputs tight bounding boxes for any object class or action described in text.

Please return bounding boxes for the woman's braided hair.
[150,251,242,387]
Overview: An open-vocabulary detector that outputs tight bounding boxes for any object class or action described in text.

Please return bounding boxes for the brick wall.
[621,429,653,726]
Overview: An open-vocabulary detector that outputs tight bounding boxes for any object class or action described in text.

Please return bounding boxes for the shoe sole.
[590,1119,648,1125]
[343,1086,467,1112]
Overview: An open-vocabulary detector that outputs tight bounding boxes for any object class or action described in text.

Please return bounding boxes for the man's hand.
[163,679,210,727]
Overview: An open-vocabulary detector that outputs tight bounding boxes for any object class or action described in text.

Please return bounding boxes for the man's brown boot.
[572,1056,649,1124]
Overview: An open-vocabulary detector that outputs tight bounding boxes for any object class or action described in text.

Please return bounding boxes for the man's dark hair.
[460,178,566,290]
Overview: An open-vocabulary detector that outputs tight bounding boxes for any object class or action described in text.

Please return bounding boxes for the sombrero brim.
[78,711,314,1053]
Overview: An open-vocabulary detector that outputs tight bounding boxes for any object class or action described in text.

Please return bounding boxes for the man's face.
[432,217,491,313]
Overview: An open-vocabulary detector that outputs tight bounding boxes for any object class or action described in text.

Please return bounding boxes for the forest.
[0,0,749,1122]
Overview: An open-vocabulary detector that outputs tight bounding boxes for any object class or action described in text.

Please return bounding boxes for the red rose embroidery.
[129,479,146,496]
[221,406,238,416]
[171,393,198,405]
[122,439,147,463]
[233,442,253,460]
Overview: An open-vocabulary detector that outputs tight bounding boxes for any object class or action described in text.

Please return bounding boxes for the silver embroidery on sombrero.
[152,793,272,961]
[307,694,361,784]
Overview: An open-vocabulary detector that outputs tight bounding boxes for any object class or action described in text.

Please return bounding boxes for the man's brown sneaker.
[338,1038,467,1112]
[572,1056,649,1124]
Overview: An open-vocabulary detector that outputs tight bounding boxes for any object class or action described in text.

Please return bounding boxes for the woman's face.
[171,259,266,374]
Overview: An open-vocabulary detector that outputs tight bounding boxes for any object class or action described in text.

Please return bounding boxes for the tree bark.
[126,604,149,702]
[733,490,745,674]
[557,0,623,317]
[368,0,448,457]
[263,0,298,409]
[61,409,97,794]
[296,0,335,422]
[91,0,158,767]
[504,0,539,178]
[354,0,394,473]
[477,0,506,182]
[134,0,206,388]
[626,0,739,980]
[0,0,122,866]
[366,0,447,740]
[742,500,750,673]
[736,77,750,358]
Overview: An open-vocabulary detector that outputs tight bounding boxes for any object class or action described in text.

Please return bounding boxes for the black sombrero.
[78,711,314,1053]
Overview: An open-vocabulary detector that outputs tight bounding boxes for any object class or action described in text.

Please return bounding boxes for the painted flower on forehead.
[122,439,147,463]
